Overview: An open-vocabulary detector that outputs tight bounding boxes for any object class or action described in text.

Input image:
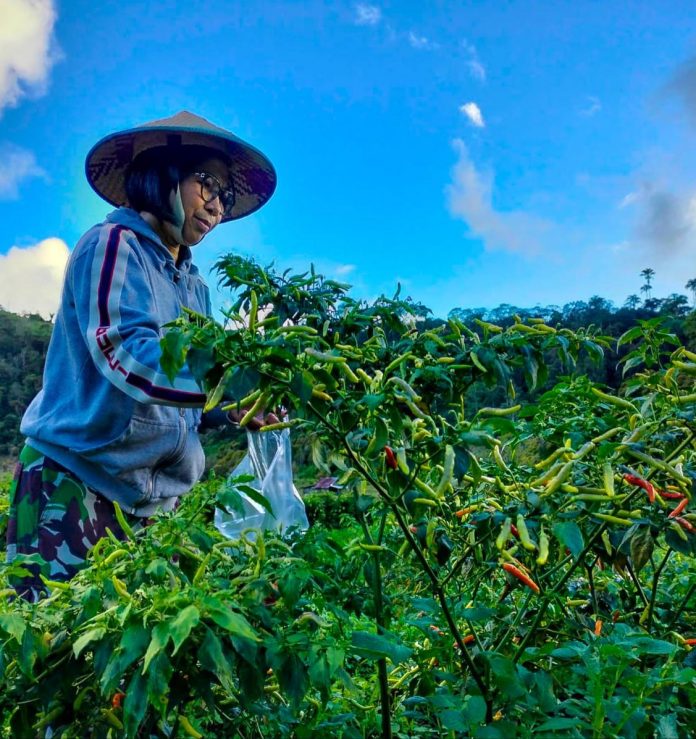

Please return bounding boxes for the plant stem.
[647,549,671,632]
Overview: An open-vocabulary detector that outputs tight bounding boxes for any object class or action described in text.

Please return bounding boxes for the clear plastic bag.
[214,428,309,540]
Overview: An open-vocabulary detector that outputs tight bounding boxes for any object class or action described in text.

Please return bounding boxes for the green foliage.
[0,309,52,456]
[1,258,695,737]
[303,491,356,527]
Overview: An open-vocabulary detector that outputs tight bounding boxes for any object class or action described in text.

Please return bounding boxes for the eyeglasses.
[193,172,235,216]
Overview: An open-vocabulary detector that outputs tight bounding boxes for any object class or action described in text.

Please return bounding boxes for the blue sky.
[0,0,695,319]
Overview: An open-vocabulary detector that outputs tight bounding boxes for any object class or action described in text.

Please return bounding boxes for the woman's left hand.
[227,407,281,431]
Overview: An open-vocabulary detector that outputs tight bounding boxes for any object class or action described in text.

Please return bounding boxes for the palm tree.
[624,294,641,310]
[686,278,696,307]
[640,268,655,301]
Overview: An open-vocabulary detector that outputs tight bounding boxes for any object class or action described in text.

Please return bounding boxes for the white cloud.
[666,53,696,129]
[580,95,601,117]
[354,3,381,26]
[461,39,486,82]
[0,238,69,318]
[445,139,552,255]
[407,32,438,51]
[459,102,485,128]
[0,143,46,198]
[335,264,356,276]
[0,0,59,115]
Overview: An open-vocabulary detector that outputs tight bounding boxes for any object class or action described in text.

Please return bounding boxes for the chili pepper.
[670,521,690,541]
[501,562,540,594]
[536,528,550,566]
[455,506,478,519]
[113,501,135,540]
[384,352,413,375]
[179,715,204,739]
[496,517,513,550]
[603,463,615,497]
[239,392,271,427]
[623,474,656,504]
[387,376,421,401]
[510,523,520,539]
[668,498,689,519]
[111,575,131,600]
[435,445,455,497]
[625,450,690,484]
[516,514,537,552]
[384,446,398,470]
[101,709,125,730]
[534,447,566,471]
[544,461,575,495]
[259,419,301,432]
[248,289,258,332]
[311,389,333,402]
[594,620,603,637]
[338,361,360,383]
[414,477,438,499]
[276,324,318,334]
[102,548,129,567]
[111,692,125,710]
[356,367,373,383]
[396,448,410,475]
[593,513,634,526]
[674,517,695,533]
[590,387,638,413]
[429,625,445,637]
[685,638,696,646]
[305,347,347,363]
[659,490,686,500]
[359,543,386,552]
[478,404,522,417]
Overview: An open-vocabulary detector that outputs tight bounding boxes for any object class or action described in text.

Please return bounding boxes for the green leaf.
[142,622,170,674]
[73,627,106,658]
[552,521,584,558]
[169,605,200,655]
[227,366,261,401]
[204,598,259,641]
[0,614,26,644]
[617,325,643,348]
[365,417,388,458]
[160,329,189,384]
[199,626,235,691]
[290,370,315,404]
[656,714,679,739]
[629,527,654,573]
[123,667,148,737]
[350,630,412,665]
[535,717,584,731]
[237,483,274,517]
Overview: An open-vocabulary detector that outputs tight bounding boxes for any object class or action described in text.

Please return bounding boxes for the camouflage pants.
[5,445,135,602]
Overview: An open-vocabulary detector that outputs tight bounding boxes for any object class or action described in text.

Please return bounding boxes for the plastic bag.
[214,428,309,540]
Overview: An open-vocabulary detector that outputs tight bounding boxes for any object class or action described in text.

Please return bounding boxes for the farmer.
[5,111,277,600]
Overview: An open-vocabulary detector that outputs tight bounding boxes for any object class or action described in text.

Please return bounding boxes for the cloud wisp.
[354,3,382,26]
[0,0,59,115]
[461,40,486,82]
[407,32,439,51]
[445,139,552,255]
[0,238,69,318]
[459,102,485,128]
[580,96,601,117]
[0,143,47,199]
[666,53,696,129]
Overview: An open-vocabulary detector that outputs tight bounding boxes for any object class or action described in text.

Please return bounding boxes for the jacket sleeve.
[72,223,207,407]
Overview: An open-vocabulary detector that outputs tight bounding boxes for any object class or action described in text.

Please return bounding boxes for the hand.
[227,407,282,431]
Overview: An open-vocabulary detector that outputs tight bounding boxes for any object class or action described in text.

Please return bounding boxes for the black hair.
[124,145,233,222]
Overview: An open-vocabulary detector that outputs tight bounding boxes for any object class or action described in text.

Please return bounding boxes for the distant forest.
[1,268,694,460]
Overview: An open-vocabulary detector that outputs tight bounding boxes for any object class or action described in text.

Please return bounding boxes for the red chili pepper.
[501,562,540,593]
[510,524,520,540]
[112,692,125,710]
[623,473,656,504]
[462,633,475,645]
[659,490,686,500]
[384,446,398,470]
[674,517,696,533]
[594,619,603,637]
[668,498,689,519]
[685,638,696,646]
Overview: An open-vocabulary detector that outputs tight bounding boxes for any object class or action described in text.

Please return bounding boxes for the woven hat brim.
[85,125,276,222]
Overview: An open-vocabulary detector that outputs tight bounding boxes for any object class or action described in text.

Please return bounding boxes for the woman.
[6,111,277,600]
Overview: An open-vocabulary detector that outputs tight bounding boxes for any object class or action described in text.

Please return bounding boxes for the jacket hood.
[104,207,196,273]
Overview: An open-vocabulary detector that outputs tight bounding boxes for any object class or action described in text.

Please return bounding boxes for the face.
[162,156,232,247]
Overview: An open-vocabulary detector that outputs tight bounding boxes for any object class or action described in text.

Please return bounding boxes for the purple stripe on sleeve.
[97,226,125,326]
[126,372,206,404]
